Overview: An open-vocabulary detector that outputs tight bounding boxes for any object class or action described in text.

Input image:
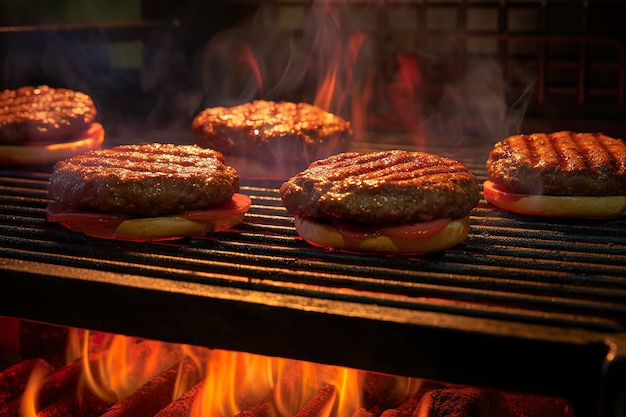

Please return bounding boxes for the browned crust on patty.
[192,100,352,173]
[280,150,480,224]
[0,85,97,145]
[48,143,239,217]
[486,131,626,195]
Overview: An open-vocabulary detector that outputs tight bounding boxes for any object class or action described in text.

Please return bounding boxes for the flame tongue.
[19,361,50,417]
[189,351,365,417]
[80,331,185,403]
[18,331,422,417]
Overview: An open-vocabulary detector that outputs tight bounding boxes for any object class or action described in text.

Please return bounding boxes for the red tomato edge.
[377,217,451,239]
[483,180,524,203]
[333,217,451,240]
[182,194,251,220]
[47,193,252,226]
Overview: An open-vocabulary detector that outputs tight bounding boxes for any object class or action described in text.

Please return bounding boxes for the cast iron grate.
[0,147,625,416]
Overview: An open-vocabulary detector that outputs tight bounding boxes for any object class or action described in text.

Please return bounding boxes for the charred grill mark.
[308,151,469,185]
[0,85,97,145]
[529,132,625,174]
[280,150,479,224]
[63,155,223,172]
[191,101,352,177]
[48,144,240,216]
[194,101,351,140]
[580,133,613,175]
[486,131,626,195]
[552,132,583,171]
[598,133,626,175]
[54,145,226,175]
[527,133,553,169]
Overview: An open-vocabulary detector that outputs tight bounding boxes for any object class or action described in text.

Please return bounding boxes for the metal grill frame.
[1,143,625,417]
[1,2,625,416]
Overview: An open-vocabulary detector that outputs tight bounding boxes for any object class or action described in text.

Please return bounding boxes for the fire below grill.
[0,142,625,417]
[0,324,576,417]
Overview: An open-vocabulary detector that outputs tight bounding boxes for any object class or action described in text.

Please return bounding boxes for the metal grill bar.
[0,148,625,416]
[1,160,626,330]
[1,182,625,327]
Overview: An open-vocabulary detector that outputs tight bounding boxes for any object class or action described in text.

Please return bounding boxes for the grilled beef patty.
[48,144,240,217]
[280,150,480,224]
[0,85,97,145]
[487,131,626,195]
[192,100,352,173]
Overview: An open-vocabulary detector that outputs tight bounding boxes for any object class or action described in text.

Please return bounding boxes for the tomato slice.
[483,180,523,203]
[333,221,379,240]
[182,194,251,220]
[332,217,451,240]
[483,180,626,218]
[47,193,252,229]
[46,202,129,227]
[377,217,451,238]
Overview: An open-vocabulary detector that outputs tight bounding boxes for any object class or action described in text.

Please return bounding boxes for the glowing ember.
[14,328,425,416]
[189,349,411,417]
[8,327,571,417]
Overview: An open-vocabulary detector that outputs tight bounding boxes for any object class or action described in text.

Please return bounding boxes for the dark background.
[1,0,625,144]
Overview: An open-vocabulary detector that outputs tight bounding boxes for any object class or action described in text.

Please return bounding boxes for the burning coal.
[0,320,572,417]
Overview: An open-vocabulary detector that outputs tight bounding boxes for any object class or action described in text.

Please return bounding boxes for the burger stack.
[3,83,623,251]
[0,85,104,166]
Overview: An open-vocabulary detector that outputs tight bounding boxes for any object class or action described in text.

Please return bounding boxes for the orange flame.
[19,360,50,417]
[65,327,82,364]
[314,60,339,113]
[20,329,424,416]
[274,362,363,417]
[207,39,264,98]
[239,45,264,96]
[312,27,368,117]
[191,349,284,416]
[189,349,368,417]
[79,331,182,402]
[387,54,426,144]
[173,344,208,401]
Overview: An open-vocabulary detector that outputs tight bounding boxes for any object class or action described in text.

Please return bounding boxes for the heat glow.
[190,350,366,417]
[79,331,183,402]
[20,330,422,416]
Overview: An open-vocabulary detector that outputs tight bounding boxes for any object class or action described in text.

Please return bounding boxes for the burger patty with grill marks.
[48,143,240,217]
[487,131,626,196]
[0,85,97,145]
[280,150,480,225]
[192,100,352,174]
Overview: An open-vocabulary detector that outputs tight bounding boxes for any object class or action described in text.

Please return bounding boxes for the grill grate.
[1,145,626,416]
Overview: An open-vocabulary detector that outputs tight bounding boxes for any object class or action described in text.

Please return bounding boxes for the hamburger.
[484,131,626,218]
[46,143,251,241]
[279,150,480,254]
[0,85,104,166]
[192,100,352,178]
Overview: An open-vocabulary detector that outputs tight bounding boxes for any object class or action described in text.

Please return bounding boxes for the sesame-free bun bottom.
[484,180,626,218]
[60,212,248,242]
[293,216,471,255]
[0,123,104,166]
